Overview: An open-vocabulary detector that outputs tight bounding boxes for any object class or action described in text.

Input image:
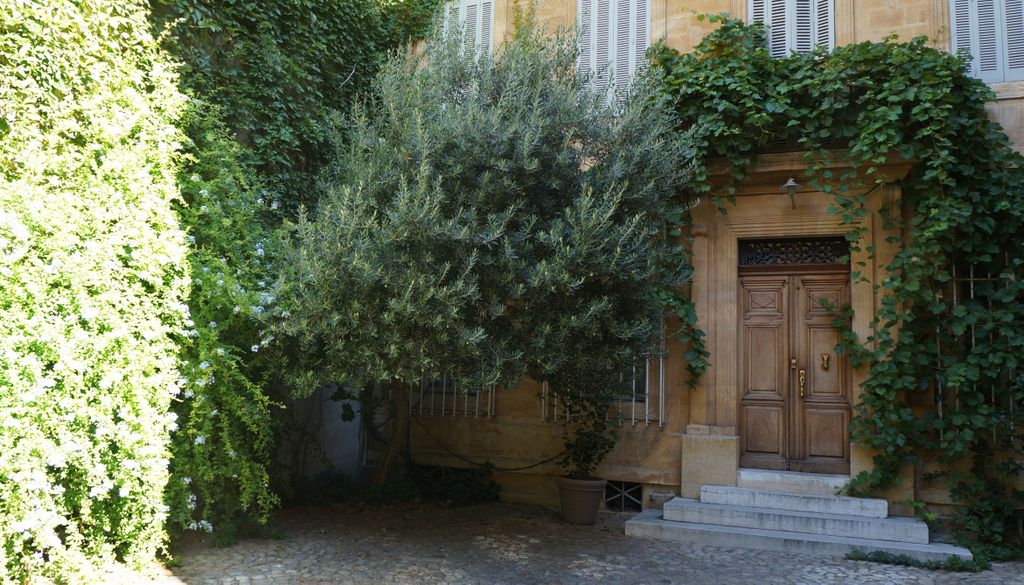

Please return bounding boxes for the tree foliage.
[0,1,188,581]
[655,16,1024,552]
[273,22,693,479]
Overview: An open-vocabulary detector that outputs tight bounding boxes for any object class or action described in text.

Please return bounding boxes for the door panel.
[739,276,788,470]
[739,270,851,474]
[792,274,851,473]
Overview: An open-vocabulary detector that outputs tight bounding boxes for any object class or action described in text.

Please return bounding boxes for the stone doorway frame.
[677,152,915,498]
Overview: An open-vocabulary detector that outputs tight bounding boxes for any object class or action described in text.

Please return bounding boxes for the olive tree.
[274,20,693,481]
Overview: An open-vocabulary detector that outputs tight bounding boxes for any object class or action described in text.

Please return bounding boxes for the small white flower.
[201,266,210,274]
[199,189,209,196]
[190,174,201,182]
[187,234,196,244]
[208,320,218,328]
[227,449,237,459]
[181,477,192,485]
[215,348,225,356]
[199,361,210,369]
[209,409,219,416]
[183,389,194,399]
[233,306,241,314]
[188,493,197,510]
[200,205,209,213]
[270,200,280,210]
[194,435,205,445]
[119,487,130,498]
[251,344,259,353]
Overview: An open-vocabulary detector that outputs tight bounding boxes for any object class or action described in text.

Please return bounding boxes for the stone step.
[701,485,888,518]
[625,510,973,563]
[663,498,929,544]
[736,468,849,496]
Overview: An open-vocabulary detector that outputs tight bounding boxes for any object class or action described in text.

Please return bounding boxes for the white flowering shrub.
[0,0,188,582]
[164,107,279,544]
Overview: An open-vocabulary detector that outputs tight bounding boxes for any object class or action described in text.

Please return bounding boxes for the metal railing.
[539,351,667,427]
[410,374,496,418]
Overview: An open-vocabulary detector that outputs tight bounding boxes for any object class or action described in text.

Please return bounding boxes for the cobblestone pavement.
[145,503,1024,585]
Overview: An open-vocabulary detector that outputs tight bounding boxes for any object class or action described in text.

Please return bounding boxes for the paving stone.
[111,503,1024,584]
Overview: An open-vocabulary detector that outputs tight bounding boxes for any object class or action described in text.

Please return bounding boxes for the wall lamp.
[781,177,800,209]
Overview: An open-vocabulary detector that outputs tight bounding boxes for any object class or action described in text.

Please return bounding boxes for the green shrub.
[164,105,279,545]
[0,0,188,581]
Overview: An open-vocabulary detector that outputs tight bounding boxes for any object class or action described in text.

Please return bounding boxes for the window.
[445,0,494,56]
[749,0,834,58]
[951,0,1024,83]
[578,0,649,97]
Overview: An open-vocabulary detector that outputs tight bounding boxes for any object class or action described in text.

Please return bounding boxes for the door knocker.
[821,353,831,371]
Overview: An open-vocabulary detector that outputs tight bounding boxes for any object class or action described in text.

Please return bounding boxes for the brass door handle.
[799,369,806,398]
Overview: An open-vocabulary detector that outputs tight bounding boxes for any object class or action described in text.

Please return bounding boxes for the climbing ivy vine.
[654,16,1024,553]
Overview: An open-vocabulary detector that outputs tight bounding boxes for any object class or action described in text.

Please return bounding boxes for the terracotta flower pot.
[556,476,607,525]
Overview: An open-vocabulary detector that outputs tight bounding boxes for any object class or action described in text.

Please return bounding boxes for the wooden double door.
[738,267,852,474]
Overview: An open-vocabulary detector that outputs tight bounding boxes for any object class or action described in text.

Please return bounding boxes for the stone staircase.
[625,469,973,562]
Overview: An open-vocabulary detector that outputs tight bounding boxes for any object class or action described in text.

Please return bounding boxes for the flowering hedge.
[0,1,188,581]
[164,106,279,544]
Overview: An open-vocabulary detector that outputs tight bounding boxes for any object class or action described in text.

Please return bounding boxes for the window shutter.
[579,0,593,77]
[1006,0,1024,80]
[615,0,631,97]
[795,0,813,53]
[481,0,493,55]
[465,3,478,51]
[635,0,649,73]
[975,0,1001,81]
[769,0,790,57]
[751,0,767,25]
[813,0,833,49]
[951,0,972,54]
[596,0,611,92]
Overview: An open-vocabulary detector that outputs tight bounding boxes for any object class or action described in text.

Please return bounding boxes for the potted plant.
[554,385,622,525]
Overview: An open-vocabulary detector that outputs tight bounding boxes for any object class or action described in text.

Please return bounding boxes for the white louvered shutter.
[445,0,493,57]
[579,0,593,79]
[480,0,493,56]
[635,0,648,71]
[951,0,1024,82]
[616,0,631,98]
[769,0,789,57]
[596,0,611,93]
[1005,0,1024,80]
[580,0,649,99]
[751,0,832,56]
[795,0,813,53]
[813,0,833,49]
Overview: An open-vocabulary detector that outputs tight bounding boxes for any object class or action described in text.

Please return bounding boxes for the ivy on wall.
[151,0,443,213]
[654,16,1024,554]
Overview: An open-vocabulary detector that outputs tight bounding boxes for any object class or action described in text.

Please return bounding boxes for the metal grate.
[739,236,849,266]
[411,374,496,418]
[539,350,666,427]
[605,480,643,511]
[936,255,1022,444]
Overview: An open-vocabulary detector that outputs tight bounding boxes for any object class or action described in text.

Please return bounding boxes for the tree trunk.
[372,381,409,485]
